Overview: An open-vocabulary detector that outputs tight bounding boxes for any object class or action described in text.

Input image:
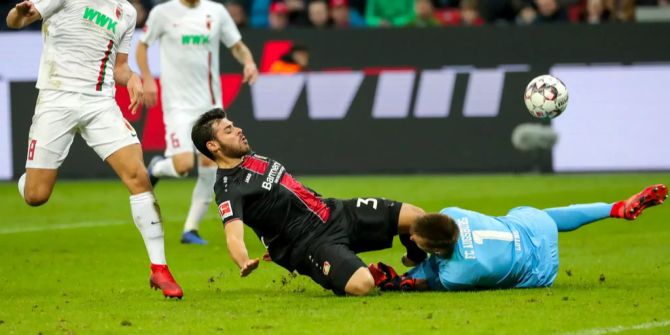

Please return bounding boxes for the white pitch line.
[0,220,128,234]
[559,320,670,335]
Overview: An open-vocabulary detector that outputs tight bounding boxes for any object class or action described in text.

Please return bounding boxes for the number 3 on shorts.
[356,198,378,210]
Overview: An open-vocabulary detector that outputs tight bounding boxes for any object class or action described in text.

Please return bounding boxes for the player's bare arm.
[114,53,143,115]
[135,42,158,108]
[224,220,260,277]
[398,203,428,266]
[6,1,41,29]
[229,41,258,85]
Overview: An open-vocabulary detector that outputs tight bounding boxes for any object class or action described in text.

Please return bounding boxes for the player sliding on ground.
[7,0,182,298]
[368,185,668,291]
[191,109,430,296]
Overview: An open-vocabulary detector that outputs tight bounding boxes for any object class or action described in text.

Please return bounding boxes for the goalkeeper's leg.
[543,184,667,232]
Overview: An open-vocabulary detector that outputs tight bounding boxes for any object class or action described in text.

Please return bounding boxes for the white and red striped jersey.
[139,0,241,114]
[33,0,136,96]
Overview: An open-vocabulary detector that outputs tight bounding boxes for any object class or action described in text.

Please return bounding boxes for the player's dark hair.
[412,213,459,258]
[191,108,227,161]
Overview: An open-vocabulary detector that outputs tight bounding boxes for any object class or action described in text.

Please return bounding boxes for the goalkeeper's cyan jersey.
[408,206,559,290]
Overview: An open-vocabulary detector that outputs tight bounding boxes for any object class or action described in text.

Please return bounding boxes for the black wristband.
[399,233,427,263]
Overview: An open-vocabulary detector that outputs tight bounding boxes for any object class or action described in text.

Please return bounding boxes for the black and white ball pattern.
[524,75,569,119]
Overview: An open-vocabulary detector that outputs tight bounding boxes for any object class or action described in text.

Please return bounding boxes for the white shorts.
[163,111,202,157]
[25,90,140,169]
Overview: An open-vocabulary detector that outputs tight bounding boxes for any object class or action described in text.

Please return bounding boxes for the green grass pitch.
[1,173,669,334]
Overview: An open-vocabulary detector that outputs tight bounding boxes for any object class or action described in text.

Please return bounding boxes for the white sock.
[183,166,216,232]
[130,192,167,265]
[18,173,26,199]
[151,157,182,178]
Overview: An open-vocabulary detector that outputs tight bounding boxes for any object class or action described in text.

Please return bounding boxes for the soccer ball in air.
[523,75,568,119]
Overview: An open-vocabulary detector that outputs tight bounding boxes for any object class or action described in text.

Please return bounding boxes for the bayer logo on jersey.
[523,75,569,119]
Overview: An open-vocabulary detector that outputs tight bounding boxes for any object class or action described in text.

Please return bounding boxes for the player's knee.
[123,166,143,182]
[173,162,193,175]
[25,196,48,207]
[346,278,375,296]
[23,188,50,206]
[21,172,56,206]
[173,155,195,175]
[344,268,376,296]
[121,166,151,192]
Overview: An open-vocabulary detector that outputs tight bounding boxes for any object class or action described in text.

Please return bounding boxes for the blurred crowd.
[144,0,664,28]
[0,0,667,31]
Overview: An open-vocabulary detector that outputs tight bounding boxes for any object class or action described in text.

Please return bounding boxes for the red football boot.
[150,264,183,299]
[610,184,668,220]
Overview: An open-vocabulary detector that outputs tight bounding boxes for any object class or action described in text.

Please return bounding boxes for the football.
[523,75,569,119]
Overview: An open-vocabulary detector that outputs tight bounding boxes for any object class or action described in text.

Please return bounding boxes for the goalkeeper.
[370,184,667,291]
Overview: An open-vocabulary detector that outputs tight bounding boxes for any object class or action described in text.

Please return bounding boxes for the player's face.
[410,234,447,257]
[210,118,251,159]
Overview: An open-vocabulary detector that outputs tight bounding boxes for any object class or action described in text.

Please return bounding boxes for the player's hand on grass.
[262,251,272,262]
[127,74,143,115]
[142,76,158,108]
[15,1,37,17]
[243,63,258,85]
[240,258,259,277]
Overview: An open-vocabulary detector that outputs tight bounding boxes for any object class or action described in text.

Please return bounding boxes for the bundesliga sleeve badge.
[219,200,233,219]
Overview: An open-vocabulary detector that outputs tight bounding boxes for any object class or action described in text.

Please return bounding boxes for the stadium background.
[2,22,670,180]
[2,1,670,334]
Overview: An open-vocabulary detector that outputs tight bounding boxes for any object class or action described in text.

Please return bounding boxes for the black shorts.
[294,198,402,295]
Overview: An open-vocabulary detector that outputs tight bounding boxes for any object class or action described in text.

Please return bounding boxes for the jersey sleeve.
[219,5,241,48]
[406,256,445,291]
[436,258,475,291]
[32,0,64,20]
[118,6,136,54]
[216,189,244,225]
[139,5,164,45]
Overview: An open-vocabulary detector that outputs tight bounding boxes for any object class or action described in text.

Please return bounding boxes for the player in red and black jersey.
[191,109,427,295]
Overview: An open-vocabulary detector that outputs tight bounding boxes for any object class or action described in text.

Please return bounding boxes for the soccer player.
[136,0,258,245]
[7,0,182,298]
[369,185,668,291]
[190,109,429,296]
